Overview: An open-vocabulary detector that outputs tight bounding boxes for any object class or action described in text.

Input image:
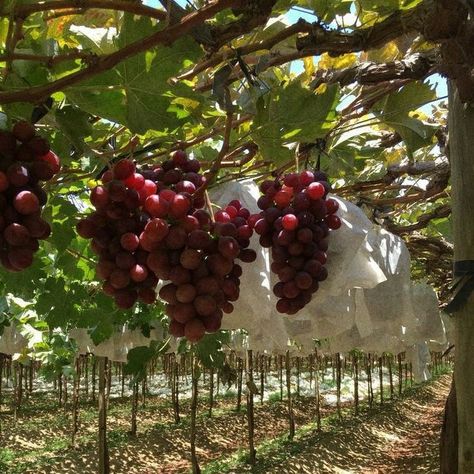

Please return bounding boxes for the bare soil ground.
[0,374,451,474]
[236,374,451,474]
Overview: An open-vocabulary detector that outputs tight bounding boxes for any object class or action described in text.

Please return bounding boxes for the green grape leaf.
[252,82,339,162]
[195,331,230,369]
[372,81,438,155]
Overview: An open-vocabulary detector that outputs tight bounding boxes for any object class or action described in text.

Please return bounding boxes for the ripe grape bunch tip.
[253,170,341,315]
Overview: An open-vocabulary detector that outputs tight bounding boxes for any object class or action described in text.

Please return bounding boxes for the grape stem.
[204,190,215,223]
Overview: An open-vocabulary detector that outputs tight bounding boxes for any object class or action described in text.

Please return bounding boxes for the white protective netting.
[210,180,447,370]
[0,324,28,355]
[69,323,165,362]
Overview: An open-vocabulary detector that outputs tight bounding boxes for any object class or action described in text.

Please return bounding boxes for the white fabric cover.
[0,325,28,355]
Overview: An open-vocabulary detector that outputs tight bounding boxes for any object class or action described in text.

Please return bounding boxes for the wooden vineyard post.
[296,357,301,398]
[209,366,214,417]
[98,357,110,474]
[236,357,243,412]
[106,362,111,403]
[315,351,321,431]
[63,373,68,409]
[17,364,23,409]
[92,356,97,402]
[71,357,81,448]
[84,355,89,398]
[378,356,384,405]
[141,376,147,408]
[172,354,180,424]
[353,353,359,415]
[120,363,125,398]
[286,350,295,440]
[246,349,256,465]
[336,353,342,420]
[366,354,373,409]
[260,354,264,405]
[190,353,200,474]
[388,356,394,400]
[447,82,474,472]
[13,362,18,425]
[397,353,403,396]
[308,354,313,390]
[28,363,33,396]
[279,354,284,401]
[130,381,139,436]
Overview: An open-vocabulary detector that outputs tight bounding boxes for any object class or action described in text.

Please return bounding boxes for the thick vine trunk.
[336,353,342,419]
[98,357,110,474]
[190,354,200,474]
[314,351,321,430]
[130,381,139,436]
[353,354,359,415]
[208,366,214,417]
[71,358,81,447]
[286,350,295,439]
[378,357,384,405]
[398,353,403,396]
[236,357,243,412]
[246,349,256,465]
[448,82,474,473]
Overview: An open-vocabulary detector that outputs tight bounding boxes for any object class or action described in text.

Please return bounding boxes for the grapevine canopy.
[0,0,456,364]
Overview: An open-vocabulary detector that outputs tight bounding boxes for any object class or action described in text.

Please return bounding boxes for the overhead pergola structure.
[1,0,473,471]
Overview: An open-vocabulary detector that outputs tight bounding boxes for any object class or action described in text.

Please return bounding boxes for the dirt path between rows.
[245,374,452,474]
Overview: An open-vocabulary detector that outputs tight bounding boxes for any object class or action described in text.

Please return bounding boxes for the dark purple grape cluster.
[77,151,257,342]
[0,121,61,271]
[252,170,341,315]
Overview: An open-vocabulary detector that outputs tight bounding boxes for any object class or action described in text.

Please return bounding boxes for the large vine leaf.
[251,82,339,163]
[66,14,203,134]
[372,81,438,156]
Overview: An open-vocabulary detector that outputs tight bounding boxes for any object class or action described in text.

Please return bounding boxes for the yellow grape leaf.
[409,110,428,121]
[359,11,381,27]
[318,52,358,70]
[172,97,200,110]
[384,148,404,165]
[314,83,327,95]
[303,57,315,77]
[0,19,9,47]
[367,41,400,63]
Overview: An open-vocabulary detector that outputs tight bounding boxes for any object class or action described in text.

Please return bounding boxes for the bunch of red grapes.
[0,121,61,272]
[253,170,341,315]
[77,151,257,342]
[158,200,257,342]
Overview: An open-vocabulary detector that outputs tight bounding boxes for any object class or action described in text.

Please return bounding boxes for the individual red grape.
[184,318,206,342]
[326,214,342,229]
[113,159,135,180]
[13,191,40,215]
[307,182,325,200]
[38,151,61,174]
[4,223,30,246]
[13,121,35,142]
[120,232,139,251]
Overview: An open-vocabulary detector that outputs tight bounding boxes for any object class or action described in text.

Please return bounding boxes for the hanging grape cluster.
[77,151,257,342]
[159,199,257,342]
[0,121,61,271]
[253,170,341,315]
